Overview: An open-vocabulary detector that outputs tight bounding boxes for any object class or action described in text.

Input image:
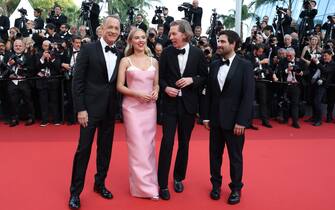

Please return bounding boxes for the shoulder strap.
[126,57,133,66]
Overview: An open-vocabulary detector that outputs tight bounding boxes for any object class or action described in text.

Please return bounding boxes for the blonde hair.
[124,28,152,57]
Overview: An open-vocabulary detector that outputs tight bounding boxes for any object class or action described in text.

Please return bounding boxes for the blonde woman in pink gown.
[117,29,159,200]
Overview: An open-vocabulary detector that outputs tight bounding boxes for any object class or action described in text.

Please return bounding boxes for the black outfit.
[246,53,273,124]
[87,2,100,40]
[158,45,207,189]
[46,14,67,32]
[35,51,61,124]
[5,53,36,122]
[202,56,254,191]
[275,58,306,124]
[0,52,10,122]
[14,17,29,37]
[190,6,203,29]
[70,40,122,196]
[322,21,335,42]
[0,15,10,41]
[156,34,169,47]
[151,15,174,35]
[273,14,292,47]
[34,16,44,30]
[136,22,148,33]
[312,61,335,123]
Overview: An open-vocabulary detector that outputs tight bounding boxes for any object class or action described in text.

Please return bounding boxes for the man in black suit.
[46,5,67,33]
[190,0,203,31]
[68,15,122,209]
[14,8,29,37]
[135,14,148,32]
[152,7,174,36]
[202,30,254,205]
[158,19,207,200]
[0,8,10,42]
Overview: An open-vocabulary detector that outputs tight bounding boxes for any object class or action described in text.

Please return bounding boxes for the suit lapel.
[183,45,193,76]
[171,49,181,77]
[96,41,109,82]
[221,55,238,94]
[212,63,221,93]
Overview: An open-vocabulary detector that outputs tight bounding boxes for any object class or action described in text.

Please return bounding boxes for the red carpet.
[0,119,335,210]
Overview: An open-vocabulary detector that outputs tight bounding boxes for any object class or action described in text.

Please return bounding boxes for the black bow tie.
[175,48,186,55]
[219,59,230,66]
[105,46,117,54]
[73,50,79,54]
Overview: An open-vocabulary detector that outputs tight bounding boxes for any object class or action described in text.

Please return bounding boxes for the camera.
[155,6,164,15]
[148,32,156,39]
[303,0,312,10]
[178,2,192,12]
[80,0,94,20]
[276,6,287,15]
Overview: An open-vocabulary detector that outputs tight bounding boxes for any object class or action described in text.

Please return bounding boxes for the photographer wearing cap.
[322,15,335,44]
[14,8,29,37]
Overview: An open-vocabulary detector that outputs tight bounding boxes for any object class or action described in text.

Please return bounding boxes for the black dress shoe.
[159,188,170,200]
[174,180,184,193]
[9,120,19,127]
[262,121,272,128]
[24,118,35,126]
[326,115,333,123]
[292,122,300,129]
[228,190,241,205]
[313,122,322,126]
[69,195,80,209]
[94,185,113,199]
[304,117,314,123]
[210,188,221,200]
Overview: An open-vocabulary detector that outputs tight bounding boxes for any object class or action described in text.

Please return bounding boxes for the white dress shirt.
[177,43,190,76]
[217,53,236,91]
[100,38,117,80]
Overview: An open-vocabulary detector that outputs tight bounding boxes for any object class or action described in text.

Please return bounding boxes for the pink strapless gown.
[122,64,159,198]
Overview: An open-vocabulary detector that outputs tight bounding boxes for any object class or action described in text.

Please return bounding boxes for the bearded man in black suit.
[202,30,255,205]
[157,19,208,200]
[68,15,122,209]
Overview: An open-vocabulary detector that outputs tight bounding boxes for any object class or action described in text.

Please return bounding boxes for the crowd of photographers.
[0,0,335,129]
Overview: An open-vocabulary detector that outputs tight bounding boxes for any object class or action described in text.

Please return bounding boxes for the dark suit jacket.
[72,40,121,119]
[159,45,208,114]
[190,7,203,27]
[136,22,148,32]
[0,15,10,41]
[46,14,67,32]
[34,17,44,30]
[203,55,255,129]
[14,17,29,37]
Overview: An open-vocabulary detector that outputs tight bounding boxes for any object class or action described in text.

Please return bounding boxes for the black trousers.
[70,116,115,196]
[256,81,270,122]
[64,79,75,123]
[326,87,335,116]
[209,126,245,191]
[312,85,326,122]
[37,80,60,123]
[0,81,10,121]
[283,85,300,123]
[7,81,35,121]
[158,97,195,189]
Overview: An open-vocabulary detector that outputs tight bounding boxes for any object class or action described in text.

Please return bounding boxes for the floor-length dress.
[122,57,159,198]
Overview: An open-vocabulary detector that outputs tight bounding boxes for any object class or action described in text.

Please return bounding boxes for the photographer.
[35,40,61,126]
[246,44,273,128]
[79,0,100,40]
[5,39,35,127]
[299,0,318,47]
[156,24,169,47]
[275,48,306,128]
[135,14,148,32]
[14,8,29,37]
[45,23,61,44]
[60,35,82,125]
[46,5,67,33]
[273,7,292,47]
[191,26,202,46]
[190,0,203,30]
[147,28,157,56]
[305,49,335,126]
[34,8,44,30]
[0,39,10,123]
[0,8,10,42]
[322,15,335,43]
[152,7,174,35]
[59,23,72,42]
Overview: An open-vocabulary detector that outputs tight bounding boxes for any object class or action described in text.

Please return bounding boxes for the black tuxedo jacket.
[46,14,67,32]
[0,15,10,41]
[72,40,122,119]
[136,22,148,32]
[203,55,255,129]
[159,45,208,114]
[14,17,29,37]
[34,17,44,30]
